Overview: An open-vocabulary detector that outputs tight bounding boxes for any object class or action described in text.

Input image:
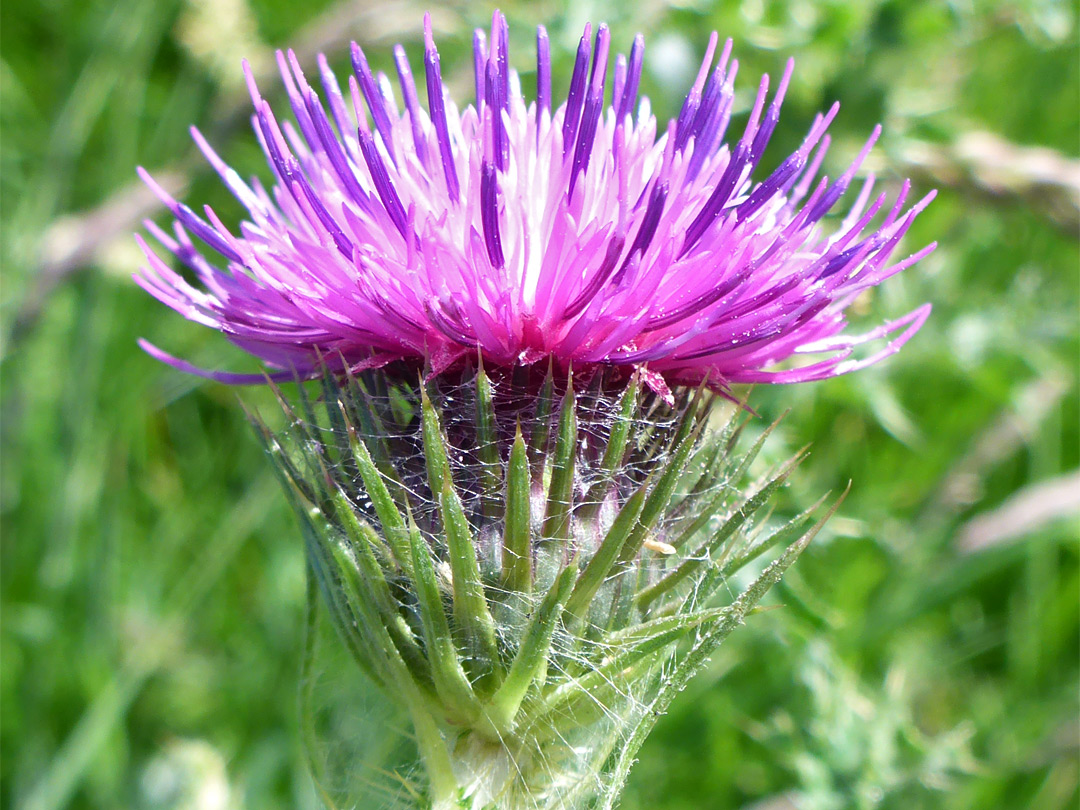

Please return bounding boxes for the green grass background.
[2,1,1077,808]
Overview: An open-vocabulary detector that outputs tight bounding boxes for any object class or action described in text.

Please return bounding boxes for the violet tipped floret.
[136,12,934,393]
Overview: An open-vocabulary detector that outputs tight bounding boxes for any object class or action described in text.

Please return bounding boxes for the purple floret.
[136,11,935,393]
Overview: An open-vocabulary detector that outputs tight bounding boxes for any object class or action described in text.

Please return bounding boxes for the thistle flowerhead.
[136,11,933,395]
[136,12,932,810]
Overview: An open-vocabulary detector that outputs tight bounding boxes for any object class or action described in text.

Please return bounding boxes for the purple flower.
[136,12,934,396]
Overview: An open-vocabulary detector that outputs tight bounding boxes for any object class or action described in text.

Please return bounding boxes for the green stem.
[408,707,460,810]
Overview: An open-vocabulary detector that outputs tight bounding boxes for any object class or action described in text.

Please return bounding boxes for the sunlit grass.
[2,1,1076,808]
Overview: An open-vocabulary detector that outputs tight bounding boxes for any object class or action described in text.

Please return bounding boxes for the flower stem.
[408,706,460,810]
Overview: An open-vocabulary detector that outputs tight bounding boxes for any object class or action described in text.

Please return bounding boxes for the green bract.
[250,364,842,810]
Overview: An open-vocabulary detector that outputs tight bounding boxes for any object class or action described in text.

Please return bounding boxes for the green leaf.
[528,361,555,477]
[695,487,845,607]
[419,381,451,496]
[342,369,407,502]
[637,381,707,463]
[328,489,431,686]
[439,478,502,687]
[565,483,649,625]
[663,394,751,522]
[407,519,483,725]
[244,404,318,507]
[595,395,707,631]
[486,563,576,732]
[538,607,732,722]
[325,528,448,723]
[635,450,807,611]
[665,486,734,553]
[260,380,331,501]
[347,421,412,574]
[266,458,377,684]
[475,359,503,522]
[728,410,790,486]
[501,424,533,594]
[616,415,706,565]
[317,358,355,484]
[541,373,577,545]
[578,375,640,525]
[594,495,840,810]
[298,562,342,810]
[278,428,454,727]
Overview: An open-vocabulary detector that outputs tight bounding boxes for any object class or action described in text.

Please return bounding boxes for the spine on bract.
[252,364,841,809]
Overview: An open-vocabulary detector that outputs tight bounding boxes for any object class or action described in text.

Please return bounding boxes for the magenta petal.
[136,13,933,389]
[138,339,304,383]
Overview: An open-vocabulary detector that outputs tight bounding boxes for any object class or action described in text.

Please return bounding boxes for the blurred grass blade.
[17,476,279,810]
[298,561,344,810]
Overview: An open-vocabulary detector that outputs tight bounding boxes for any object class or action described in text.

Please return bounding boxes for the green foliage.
[2,1,1077,809]
[251,366,827,807]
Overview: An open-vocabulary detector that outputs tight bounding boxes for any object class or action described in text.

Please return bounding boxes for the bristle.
[254,359,830,806]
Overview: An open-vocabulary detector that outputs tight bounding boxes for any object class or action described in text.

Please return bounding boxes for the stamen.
[736,151,807,222]
[741,73,771,150]
[562,23,593,158]
[357,127,408,237]
[568,24,610,197]
[350,41,397,164]
[562,233,625,319]
[393,43,430,168]
[316,53,352,144]
[423,14,460,200]
[347,74,370,135]
[616,34,645,124]
[494,11,510,113]
[675,33,722,150]
[616,181,667,281]
[805,124,881,222]
[481,115,505,269]
[679,138,750,255]
[173,201,245,264]
[613,54,627,121]
[536,26,551,115]
[188,126,264,214]
[684,60,731,178]
[473,29,488,108]
[303,88,371,211]
[486,24,508,171]
[481,162,505,269]
[276,50,319,154]
[748,58,794,165]
[292,177,355,258]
